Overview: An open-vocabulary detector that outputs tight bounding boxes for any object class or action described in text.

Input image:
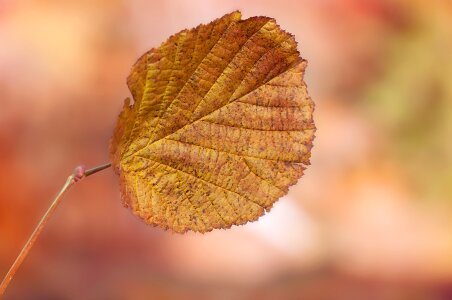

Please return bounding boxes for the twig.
[0,163,111,297]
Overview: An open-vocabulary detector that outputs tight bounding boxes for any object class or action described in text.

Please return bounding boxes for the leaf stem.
[0,163,111,297]
[84,163,112,177]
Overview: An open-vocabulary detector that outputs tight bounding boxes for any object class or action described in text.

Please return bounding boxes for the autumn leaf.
[110,11,315,233]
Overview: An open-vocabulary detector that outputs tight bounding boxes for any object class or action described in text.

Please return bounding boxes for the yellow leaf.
[110,11,315,233]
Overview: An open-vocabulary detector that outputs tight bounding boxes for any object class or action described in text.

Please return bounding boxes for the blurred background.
[1,0,451,299]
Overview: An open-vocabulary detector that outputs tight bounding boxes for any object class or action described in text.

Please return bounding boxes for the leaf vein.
[164,137,304,163]
[201,119,315,132]
[136,155,265,209]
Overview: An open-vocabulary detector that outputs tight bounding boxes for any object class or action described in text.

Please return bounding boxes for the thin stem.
[0,163,111,297]
[84,163,112,177]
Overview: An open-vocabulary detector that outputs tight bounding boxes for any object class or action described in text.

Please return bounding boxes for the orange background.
[1,0,452,299]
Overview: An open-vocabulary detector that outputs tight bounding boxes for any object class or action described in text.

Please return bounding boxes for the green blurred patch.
[364,5,452,201]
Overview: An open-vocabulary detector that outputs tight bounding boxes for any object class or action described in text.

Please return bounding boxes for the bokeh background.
[1,0,451,299]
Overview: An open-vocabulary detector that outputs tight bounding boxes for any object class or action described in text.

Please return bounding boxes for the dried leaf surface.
[110,11,315,233]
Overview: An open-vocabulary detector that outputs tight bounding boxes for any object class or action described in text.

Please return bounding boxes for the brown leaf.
[110,11,315,233]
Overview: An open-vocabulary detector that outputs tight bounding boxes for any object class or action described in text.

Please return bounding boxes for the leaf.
[110,11,315,233]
